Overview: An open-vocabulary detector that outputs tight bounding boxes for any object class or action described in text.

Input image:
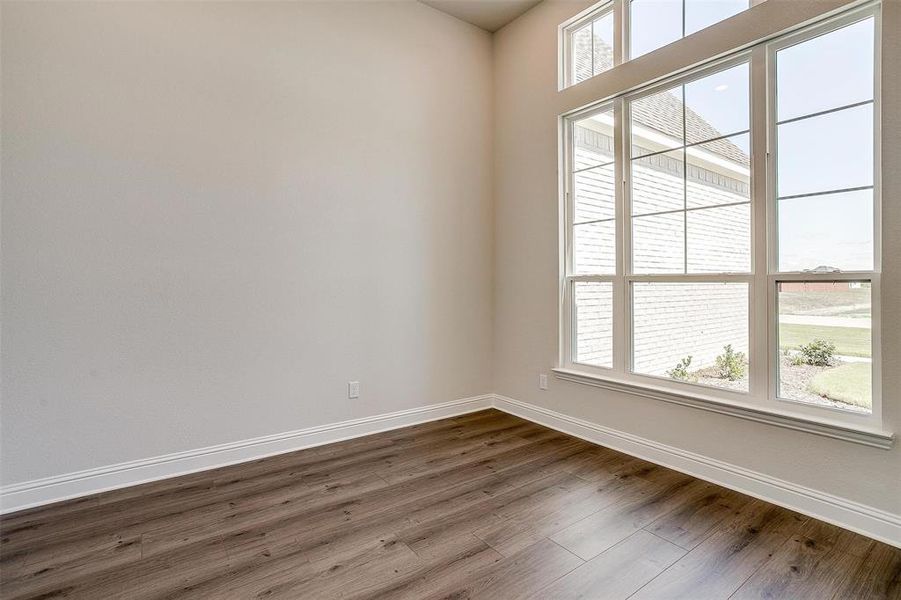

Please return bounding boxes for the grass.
[779,323,871,358]
[808,362,871,409]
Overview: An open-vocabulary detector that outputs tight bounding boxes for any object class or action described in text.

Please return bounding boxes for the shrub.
[799,339,836,366]
[667,356,695,382]
[714,344,746,381]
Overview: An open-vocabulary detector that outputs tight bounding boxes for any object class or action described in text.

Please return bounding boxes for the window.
[771,14,878,414]
[563,2,615,87]
[561,5,881,428]
[628,60,752,394]
[561,0,751,88]
[630,0,750,59]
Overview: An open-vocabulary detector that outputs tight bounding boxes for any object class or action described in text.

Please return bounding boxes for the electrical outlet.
[348,381,360,399]
[538,373,548,390]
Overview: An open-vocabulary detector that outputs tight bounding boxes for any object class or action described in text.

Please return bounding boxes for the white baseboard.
[4,392,898,550]
[0,395,493,514]
[491,394,901,549]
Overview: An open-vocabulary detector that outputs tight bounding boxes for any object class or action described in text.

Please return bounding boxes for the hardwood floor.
[1,409,898,599]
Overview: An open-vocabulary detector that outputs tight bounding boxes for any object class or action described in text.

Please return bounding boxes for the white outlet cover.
[538,373,548,390]
[348,381,360,399]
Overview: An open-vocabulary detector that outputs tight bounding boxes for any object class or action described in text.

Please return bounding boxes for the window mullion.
[613,0,625,67]
[614,97,627,373]
[590,17,595,77]
[561,115,572,367]
[681,84,688,275]
[870,274,882,423]
[873,6,883,277]
[750,44,770,406]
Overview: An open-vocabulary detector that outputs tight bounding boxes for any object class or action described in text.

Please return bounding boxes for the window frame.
[559,2,884,434]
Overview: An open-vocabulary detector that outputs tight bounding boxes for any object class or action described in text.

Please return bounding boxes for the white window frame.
[558,2,887,445]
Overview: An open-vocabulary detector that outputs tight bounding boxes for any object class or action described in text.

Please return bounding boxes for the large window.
[561,5,880,427]
[561,0,751,88]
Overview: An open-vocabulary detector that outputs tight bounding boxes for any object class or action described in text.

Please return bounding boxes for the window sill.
[551,368,894,449]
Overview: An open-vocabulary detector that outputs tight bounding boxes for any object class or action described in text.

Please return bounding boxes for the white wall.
[0,1,494,485]
[493,0,901,516]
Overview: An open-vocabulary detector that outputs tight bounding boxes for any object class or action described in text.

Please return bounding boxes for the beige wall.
[2,0,898,524]
[493,0,901,516]
[0,1,494,485]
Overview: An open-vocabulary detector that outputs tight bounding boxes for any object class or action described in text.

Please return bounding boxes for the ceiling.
[419,0,542,32]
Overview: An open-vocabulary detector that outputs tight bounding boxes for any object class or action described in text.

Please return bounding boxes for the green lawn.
[808,363,871,409]
[779,323,871,357]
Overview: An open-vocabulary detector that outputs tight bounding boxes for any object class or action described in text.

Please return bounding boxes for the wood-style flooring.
[1,409,899,599]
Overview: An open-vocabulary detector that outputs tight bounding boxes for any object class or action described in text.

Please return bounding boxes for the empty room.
[1,0,899,597]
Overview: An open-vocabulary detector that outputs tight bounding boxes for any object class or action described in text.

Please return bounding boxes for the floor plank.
[731,519,885,600]
[0,409,896,600]
[531,529,686,599]
[471,471,637,556]
[549,471,711,560]
[397,537,583,600]
[630,499,808,599]
[345,534,504,600]
[830,540,901,600]
[645,484,755,550]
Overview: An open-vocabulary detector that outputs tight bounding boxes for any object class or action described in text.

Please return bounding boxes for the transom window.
[561,0,751,88]
[630,0,750,59]
[563,2,615,87]
[560,5,880,427]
